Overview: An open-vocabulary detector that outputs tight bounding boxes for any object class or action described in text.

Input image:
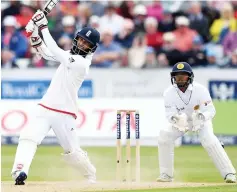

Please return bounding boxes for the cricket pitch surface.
[2,181,233,192]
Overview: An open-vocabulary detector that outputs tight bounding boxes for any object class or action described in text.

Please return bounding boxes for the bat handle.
[43,10,48,16]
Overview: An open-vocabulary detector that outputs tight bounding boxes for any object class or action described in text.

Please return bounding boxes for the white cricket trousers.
[11,105,80,175]
[158,120,236,179]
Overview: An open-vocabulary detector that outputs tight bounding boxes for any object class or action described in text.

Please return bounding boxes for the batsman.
[11,2,100,185]
[157,62,236,183]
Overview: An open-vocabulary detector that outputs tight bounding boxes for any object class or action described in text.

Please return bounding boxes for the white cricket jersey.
[163,82,216,125]
[38,28,92,118]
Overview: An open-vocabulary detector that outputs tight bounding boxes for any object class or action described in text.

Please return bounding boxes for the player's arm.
[26,20,58,62]
[32,10,69,64]
[164,91,188,132]
[31,37,58,61]
[198,87,216,121]
[164,91,178,123]
[191,86,215,132]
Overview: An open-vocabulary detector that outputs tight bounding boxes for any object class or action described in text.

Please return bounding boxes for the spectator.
[188,1,210,43]
[186,35,208,67]
[205,42,225,66]
[157,32,184,67]
[114,19,135,49]
[144,17,163,51]
[132,4,147,34]
[60,1,79,16]
[1,16,28,68]
[210,3,237,43]
[143,46,159,68]
[76,3,91,30]
[234,1,237,19]
[227,48,237,68]
[92,29,122,68]
[58,16,76,50]
[3,0,236,69]
[99,5,124,35]
[30,47,46,68]
[117,1,135,19]
[173,16,198,52]
[158,10,175,32]
[206,49,218,67]
[128,34,147,68]
[88,15,100,31]
[1,0,21,21]
[29,1,43,10]
[146,0,163,21]
[15,2,35,31]
[202,2,220,28]
[223,32,237,57]
[86,0,105,17]
[206,1,229,12]
[87,0,105,17]
[161,0,187,14]
[46,7,63,40]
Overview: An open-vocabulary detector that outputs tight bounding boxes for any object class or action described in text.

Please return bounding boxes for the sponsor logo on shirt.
[176,107,185,112]
[69,57,75,63]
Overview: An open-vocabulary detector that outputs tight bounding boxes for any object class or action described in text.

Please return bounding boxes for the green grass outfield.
[2,146,237,191]
[213,101,237,134]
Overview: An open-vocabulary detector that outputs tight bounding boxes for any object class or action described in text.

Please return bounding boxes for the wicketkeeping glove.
[192,111,205,132]
[171,113,189,132]
[31,10,48,31]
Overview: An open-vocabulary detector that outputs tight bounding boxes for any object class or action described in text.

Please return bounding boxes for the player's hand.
[32,10,48,30]
[192,111,205,132]
[171,113,189,132]
[26,19,42,48]
[25,20,39,37]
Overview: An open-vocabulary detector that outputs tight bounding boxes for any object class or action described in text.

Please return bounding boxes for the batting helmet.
[171,62,194,89]
[71,27,100,56]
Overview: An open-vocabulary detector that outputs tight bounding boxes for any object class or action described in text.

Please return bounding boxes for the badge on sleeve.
[194,105,200,110]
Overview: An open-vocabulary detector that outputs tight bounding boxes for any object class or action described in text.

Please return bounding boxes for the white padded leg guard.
[11,140,37,178]
[200,134,236,178]
[158,130,180,177]
[158,125,185,178]
[62,149,96,182]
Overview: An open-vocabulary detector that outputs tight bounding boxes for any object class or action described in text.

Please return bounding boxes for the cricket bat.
[26,0,59,37]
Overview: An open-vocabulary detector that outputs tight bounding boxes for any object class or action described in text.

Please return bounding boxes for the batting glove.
[25,20,39,36]
[171,113,189,132]
[26,20,42,48]
[31,10,48,31]
[192,111,205,132]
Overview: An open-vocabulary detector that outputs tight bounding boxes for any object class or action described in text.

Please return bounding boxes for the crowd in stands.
[1,0,237,69]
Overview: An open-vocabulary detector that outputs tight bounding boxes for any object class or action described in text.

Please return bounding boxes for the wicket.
[116,110,140,182]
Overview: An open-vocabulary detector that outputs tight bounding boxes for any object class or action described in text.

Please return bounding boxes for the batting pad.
[158,130,176,177]
[11,140,37,176]
[62,149,96,178]
[201,136,236,178]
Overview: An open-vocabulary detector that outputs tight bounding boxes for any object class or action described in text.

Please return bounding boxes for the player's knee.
[19,133,41,145]
[158,129,175,145]
[62,149,96,175]
[62,145,77,155]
